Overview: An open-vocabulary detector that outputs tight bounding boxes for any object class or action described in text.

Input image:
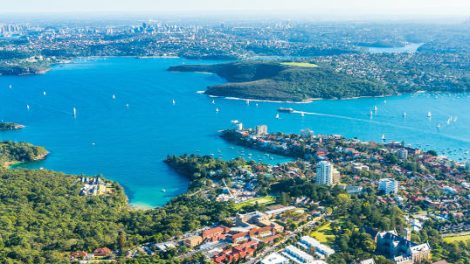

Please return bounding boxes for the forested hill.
[168,61,393,101]
[0,143,233,263]
[0,168,128,263]
[0,141,48,167]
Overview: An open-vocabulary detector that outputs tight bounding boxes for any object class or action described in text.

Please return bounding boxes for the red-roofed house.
[93,247,112,257]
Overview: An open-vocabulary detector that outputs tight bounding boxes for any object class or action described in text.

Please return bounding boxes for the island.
[0,122,25,131]
[168,61,392,101]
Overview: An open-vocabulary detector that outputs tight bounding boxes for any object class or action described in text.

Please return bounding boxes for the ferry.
[277,107,294,113]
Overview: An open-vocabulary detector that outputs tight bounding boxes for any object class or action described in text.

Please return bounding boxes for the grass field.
[310,222,336,245]
[234,196,275,210]
[443,234,470,244]
[281,62,318,68]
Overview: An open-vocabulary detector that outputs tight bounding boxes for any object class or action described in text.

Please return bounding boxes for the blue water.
[360,43,423,53]
[1,57,469,207]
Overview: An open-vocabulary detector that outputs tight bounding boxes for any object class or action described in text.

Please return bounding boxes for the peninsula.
[168,61,391,101]
[0,141,48,167]
[0,122,25,131]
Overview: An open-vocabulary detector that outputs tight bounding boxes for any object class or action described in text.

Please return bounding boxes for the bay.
[1,57,469,207]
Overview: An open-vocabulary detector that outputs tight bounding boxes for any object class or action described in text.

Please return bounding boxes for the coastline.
[203,93,404,104]
[2,161,21,169]
[1,152,49,169]
[130,203,154,211]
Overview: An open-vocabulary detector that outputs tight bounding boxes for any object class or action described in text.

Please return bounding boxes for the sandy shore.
[2,161,21,169]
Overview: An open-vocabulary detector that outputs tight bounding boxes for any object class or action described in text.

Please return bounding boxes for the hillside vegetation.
[0,145,233,263]
[0,168,128,263]
[0,141,48,167]
[168,61,392,101]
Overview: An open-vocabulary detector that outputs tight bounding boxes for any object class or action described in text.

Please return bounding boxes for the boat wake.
[292,110,470,144]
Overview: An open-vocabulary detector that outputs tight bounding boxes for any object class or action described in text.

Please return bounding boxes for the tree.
[118,231,127,255]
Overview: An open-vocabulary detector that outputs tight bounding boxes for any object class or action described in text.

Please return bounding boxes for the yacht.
[277,107,294,113]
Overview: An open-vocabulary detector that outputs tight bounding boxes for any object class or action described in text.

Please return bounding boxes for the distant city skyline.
[2,0,470,17]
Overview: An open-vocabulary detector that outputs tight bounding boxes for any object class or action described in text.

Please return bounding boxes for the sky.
[1,0,470,17]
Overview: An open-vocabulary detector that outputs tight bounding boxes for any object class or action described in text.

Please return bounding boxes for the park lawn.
[234,196,275,210]
[443,234,470,244]
[281,62,318,68]
[311,222,336,245]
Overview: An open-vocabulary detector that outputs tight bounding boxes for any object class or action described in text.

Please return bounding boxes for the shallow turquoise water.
[1,57,469,207]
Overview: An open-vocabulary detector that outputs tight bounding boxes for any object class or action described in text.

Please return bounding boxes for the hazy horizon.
[2,0,470,18]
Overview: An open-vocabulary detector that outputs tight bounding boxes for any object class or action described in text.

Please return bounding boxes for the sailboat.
[437,123,442,129]
[112,94,116,100]
[374,106,378,112]
[43,91,47,96]
[246,99,250,105]
[381,134,386,141]
[125,103,130,109]
[275,113,280,119]
[215,107,220,113]
[369,111,373,118]
[427,112,432,118]
[8,84,12,89]
[172,99,176,105]
[26,104,30,111]
[73,107,77,119]
[212,99,215,104]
